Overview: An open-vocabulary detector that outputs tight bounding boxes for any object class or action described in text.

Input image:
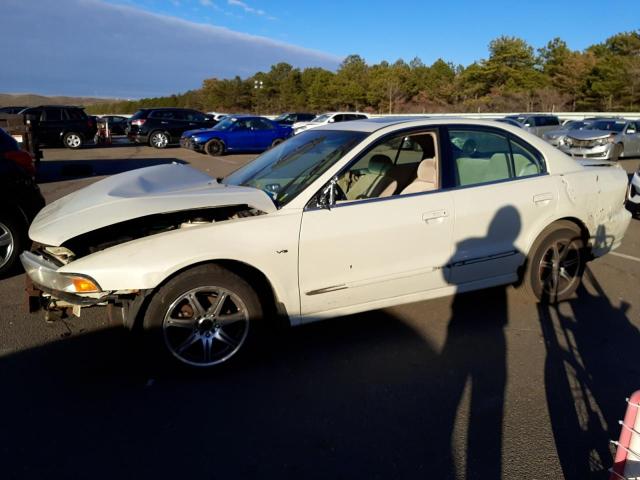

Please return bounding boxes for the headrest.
[368,154,392,175]
[420,134,435,158]
[462,139,477,155]
[417,158,436,183]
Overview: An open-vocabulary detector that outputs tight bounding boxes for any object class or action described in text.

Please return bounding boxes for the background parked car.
[99,115,129,135]
[505,114,560,137]
[207,112,228,122]
[293,112,369,134]
[19,105,97,149]
[495,118,523,129]
[542,120,595,147]
[0,106,28,114]
[628,167,640,216]
[273,112,316,126]
[180,115,292,156]
[127,108,217,148]
[0,128,44,276]
[560,118,640,161]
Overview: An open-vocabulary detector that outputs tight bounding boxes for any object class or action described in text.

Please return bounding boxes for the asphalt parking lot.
[1,142,639,479]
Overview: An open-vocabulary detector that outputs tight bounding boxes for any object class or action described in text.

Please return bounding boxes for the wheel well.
[127,259,288,331]
[554,216,590,243]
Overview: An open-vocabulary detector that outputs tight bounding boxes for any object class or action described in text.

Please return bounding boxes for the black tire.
[611,143,623,162]
[0,210,26,277]
[205,139,225,156]
[143,264,262,368]
[270,138,284,148]
[522,221,586,303]
[63,132,83,149]
[149,131,170,149]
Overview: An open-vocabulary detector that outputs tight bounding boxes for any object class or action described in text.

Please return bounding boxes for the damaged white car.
[21,118,632,367]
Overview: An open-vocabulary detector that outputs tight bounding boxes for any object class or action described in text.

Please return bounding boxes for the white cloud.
[227,0,268,17]
[0,0,340,98]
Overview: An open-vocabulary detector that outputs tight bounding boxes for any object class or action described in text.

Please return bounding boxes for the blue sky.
[105,0,639,65]
[1,0,638,98]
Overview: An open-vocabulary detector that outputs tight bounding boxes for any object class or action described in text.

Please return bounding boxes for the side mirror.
[328,118,335,123]
[524,122,531,127]
[628,129,636,134]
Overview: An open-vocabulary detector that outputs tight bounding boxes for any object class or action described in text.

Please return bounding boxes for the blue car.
[180,115,293,156]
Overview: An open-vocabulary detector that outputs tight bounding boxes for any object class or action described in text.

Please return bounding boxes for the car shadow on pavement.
[538,266,640,480]
[36,158,188,183]
[0,285,519,480]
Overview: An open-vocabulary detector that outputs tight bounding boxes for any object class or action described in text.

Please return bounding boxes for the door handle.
[422,210,448,224]
[533,193,553,205]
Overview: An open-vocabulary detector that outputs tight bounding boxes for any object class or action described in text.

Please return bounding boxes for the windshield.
[213,117,239,131]
[274,114,289,121]
[565,121,589,130]
[589,120,625,132]
[224,129,367,207]
[311,114,331,123]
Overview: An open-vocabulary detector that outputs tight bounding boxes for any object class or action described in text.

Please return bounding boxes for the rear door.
[39,107,65,144]
[250,118,277,150]
[444,126,557,285]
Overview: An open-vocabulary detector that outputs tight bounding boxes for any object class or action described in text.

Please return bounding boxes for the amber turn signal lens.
[71,277,100,293]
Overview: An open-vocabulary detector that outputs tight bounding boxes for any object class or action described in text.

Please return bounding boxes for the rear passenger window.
[449,130,511,186]
[511,138,544,177]
[43,108,62,121]
[185,111,205,122]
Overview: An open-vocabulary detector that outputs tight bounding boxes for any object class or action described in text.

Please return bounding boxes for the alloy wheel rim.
[0,222,15,269]
[67,134,81,147]
[538,239,581,299]
[162,286,249,367]
[153,133,168,147]
[210,142,221,154]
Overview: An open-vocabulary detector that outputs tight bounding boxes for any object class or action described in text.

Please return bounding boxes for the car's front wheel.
[522,221,586,303]
[63,132,83,149]
[143,264,262,368]
[611,143,624,162]
[149,131,170,149]
[205,139,225,156]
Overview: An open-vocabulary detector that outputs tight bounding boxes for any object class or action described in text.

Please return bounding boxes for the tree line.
[87,31,640,115]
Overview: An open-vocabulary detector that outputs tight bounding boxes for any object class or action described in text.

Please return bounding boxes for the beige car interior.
[339,131,439,201]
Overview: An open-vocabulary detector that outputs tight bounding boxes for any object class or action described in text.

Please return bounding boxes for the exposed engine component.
[61,205,263,258]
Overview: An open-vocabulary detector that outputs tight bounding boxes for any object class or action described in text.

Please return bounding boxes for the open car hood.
[30,163,277,246]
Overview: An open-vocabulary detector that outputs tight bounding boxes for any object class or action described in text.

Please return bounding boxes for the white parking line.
[609,251,640,263]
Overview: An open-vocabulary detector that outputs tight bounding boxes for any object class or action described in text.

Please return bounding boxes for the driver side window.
[336,130,440,202]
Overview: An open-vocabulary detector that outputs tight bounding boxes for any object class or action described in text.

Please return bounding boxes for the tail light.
[5,150,36,176]
[131,119,146,127]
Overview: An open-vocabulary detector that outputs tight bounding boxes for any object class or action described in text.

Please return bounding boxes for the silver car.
[542,120,594,147]
[560,119,640,161]
[505,114,561,137]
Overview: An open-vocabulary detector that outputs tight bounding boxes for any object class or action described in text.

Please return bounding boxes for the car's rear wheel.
[63,132,83,149]
[0,211,25,277]
[522,221,586,303]
[205,139,225,156]
[143,264,262,368]
[271,138,284,148]
[149,131,170,149]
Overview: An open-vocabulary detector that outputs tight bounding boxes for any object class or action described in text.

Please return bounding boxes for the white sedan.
[21,118,632,367]
[292,112,369,135]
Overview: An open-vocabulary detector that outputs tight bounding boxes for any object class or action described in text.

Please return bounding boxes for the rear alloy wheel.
[523,222,585,303]
[144,265,262,368]
[205,139,225,156]
[150,131,169,149]
[63,132,83,149]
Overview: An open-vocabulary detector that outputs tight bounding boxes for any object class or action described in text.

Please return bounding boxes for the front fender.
[59,210,303,318]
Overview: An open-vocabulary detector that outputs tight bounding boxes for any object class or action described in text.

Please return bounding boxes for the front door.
[298,128,453,318]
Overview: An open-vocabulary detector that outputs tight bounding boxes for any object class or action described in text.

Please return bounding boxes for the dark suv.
[127,108,217,148]
[19,106,97,149]
[0,128,45,276]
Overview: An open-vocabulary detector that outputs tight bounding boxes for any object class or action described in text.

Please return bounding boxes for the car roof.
[313,116,537,133]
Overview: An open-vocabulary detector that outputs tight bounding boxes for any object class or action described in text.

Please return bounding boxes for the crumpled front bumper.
[20,250,109,306]
[561,143,614,160]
